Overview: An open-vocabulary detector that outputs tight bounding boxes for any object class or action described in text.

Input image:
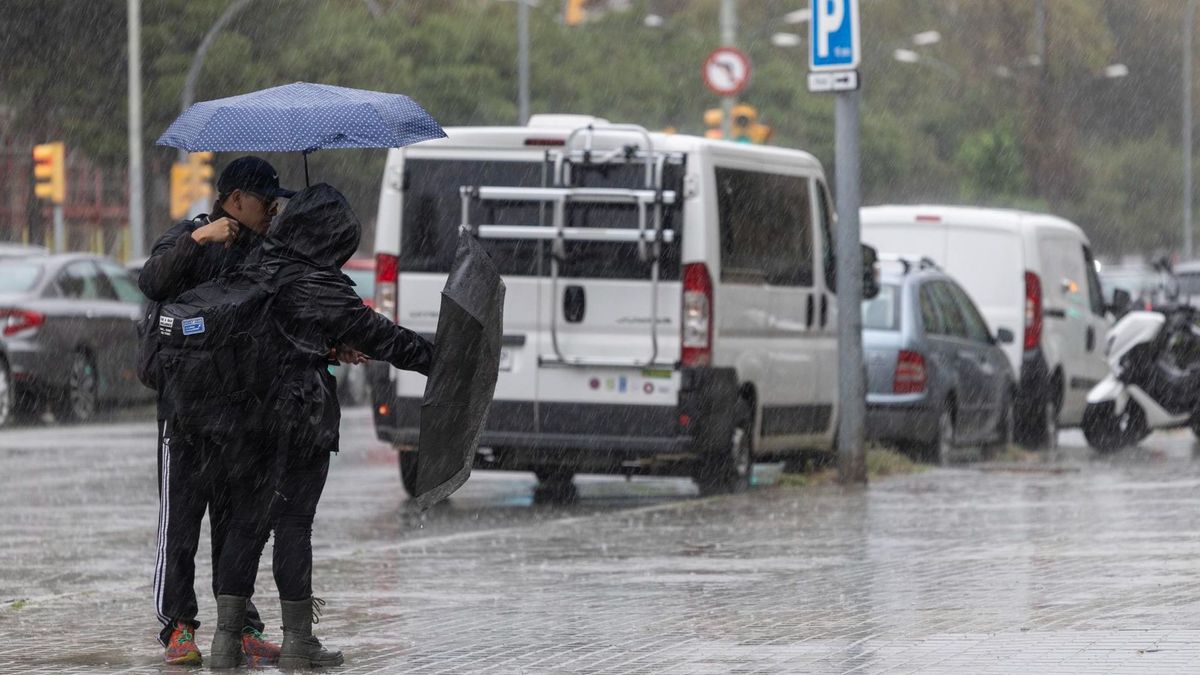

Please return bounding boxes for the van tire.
[693,401,753,496]
[1019,395,1059,451]
[533,468,578,504]
[398,450,419,497]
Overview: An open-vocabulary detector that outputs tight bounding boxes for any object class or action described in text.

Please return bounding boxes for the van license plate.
[499,348,513,371]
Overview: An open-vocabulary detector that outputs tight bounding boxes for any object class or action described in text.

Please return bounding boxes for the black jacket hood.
[262,183,361,268]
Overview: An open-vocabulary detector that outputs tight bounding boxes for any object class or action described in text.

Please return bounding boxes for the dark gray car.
[862,261,1016,464]
[0,254,151,427]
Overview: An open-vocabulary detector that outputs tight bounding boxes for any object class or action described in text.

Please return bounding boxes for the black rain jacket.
[254,183,433,458]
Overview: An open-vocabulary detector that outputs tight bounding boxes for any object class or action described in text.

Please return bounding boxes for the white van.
[368,115,861,497]
[861,205,1111,448]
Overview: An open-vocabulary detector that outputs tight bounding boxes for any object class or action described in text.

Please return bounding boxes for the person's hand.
[330,345,369,365]
[191,217,240,247]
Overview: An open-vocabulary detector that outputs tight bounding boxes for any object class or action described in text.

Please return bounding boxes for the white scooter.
[1083,303,1200,452]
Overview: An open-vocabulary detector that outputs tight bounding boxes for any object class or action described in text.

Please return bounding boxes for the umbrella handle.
[303,152,311,187]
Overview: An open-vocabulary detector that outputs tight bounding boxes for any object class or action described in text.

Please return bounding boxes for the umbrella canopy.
[156,82,446,154]
[411,231,505,510]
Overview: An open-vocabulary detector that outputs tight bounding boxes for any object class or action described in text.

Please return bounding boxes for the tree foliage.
[0,0,1194,257]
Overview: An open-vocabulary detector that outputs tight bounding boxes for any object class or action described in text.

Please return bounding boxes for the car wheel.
[982,394,1015,460]
[1084,401,1147,453]
[0,359,13,429]
[533,468,578,505]
[923,408,955,466]
[398,450,419,497]
[54,352,98,424]
[694,402,753,496]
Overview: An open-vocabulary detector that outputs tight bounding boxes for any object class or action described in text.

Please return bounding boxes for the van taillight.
[893,350,927,394]
[1024,271,1042,351]
[375,253,398,321]
[1,309,44,337]
[681,263,713,367]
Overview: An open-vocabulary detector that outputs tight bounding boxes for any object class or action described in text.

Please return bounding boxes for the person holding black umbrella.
[178,184,432,669]
[140,156,293,667]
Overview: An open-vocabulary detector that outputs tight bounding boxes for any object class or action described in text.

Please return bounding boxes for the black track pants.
[153,420,266,645]
[216,450,330,602]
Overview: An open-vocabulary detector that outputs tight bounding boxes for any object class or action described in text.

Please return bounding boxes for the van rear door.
[397,157,549,435]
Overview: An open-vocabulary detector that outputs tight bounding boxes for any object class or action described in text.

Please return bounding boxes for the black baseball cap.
[217,156,296,199]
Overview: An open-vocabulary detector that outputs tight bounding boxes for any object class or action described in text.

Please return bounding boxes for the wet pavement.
[1,409,1199,673]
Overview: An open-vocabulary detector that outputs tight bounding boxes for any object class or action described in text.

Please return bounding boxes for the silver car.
[862,261,1016,463]
[0,254,152,426]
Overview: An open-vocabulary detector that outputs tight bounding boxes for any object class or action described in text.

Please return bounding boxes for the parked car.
[330,258,376,406]
[0,254,151,427]
[861,205,1111,450]
[0,243,48,259]
[368,114,877,497]
[863,257,1016,464]
[1099,262,1167,315]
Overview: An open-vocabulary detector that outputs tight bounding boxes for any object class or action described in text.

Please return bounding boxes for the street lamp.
[771,32,803,48]
[911,30,941,46]
[783,8,810,25]
[644,13,664,28]
[1103,63,1129,79]
[893,48,920,64]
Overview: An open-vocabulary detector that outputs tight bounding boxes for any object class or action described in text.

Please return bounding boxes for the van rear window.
[400,159,682,280]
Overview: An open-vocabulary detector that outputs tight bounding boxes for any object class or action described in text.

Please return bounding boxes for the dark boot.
[278,597,344,669]
[209,595,249,669]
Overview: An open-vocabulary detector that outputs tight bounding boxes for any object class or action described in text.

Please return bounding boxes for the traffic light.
[170,152,215,219]
[33,142,65,204]
[170,163,193,219]
[729,104,772,145]
[704,108,724,140]
[565,0,585,26]
[188,151,214,204]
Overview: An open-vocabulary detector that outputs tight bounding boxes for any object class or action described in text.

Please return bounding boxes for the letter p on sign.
[810,0,860,72]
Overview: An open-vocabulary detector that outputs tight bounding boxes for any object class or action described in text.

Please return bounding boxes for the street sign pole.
[53,204,65,254]
[809,0,866,484]
[834,90,865,484]
[719,0,737,139]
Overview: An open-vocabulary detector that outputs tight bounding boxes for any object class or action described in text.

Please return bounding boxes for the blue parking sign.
[810,0,860,72]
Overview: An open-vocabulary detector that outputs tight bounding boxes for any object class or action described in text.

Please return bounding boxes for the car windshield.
[1177,272,1200,297]
[0,260,43,293]
[861,283,900,330]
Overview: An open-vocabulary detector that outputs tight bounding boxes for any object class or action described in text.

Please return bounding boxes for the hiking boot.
[163,621,202,666]
[278,597,344,669]
[242,626,282,668]
[209,594,249,669]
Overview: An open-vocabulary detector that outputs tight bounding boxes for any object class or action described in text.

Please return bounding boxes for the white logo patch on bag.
[158,316,175,336]
[182,317,206,336]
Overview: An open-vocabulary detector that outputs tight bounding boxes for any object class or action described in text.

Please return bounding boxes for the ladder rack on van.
[458,123,682,369]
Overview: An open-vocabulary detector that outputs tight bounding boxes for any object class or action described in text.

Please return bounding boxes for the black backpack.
[135,216,207,391]
[155,261,310,433]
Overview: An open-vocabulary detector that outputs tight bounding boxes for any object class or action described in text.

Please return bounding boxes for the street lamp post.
[1186,0,1196,260]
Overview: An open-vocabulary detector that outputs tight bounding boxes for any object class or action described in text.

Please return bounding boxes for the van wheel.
[693,403,753,496]
[1020,397,1059,451]
[53,352,98,424]
[533,468,578,505]
[398,450,419,497]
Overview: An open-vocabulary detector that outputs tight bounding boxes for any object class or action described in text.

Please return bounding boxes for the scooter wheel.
[1082,401,1146,453]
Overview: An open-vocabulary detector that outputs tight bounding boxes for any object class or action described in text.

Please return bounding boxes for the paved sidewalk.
[1,414,1199,673]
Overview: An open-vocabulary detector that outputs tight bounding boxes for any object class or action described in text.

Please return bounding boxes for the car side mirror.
[1108,288,1132,317]
[995,327,1015,345]
[861,244,880,300]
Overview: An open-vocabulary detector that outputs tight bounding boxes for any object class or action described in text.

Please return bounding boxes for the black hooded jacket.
[256,183,433,456]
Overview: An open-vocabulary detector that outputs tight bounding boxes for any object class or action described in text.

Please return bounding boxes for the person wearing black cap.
[139,155,295,666]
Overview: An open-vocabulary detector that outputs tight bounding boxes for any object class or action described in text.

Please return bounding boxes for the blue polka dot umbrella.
[156,82,447,183]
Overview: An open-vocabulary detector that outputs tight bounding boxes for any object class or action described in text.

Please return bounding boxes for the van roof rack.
[458,122,682,369]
